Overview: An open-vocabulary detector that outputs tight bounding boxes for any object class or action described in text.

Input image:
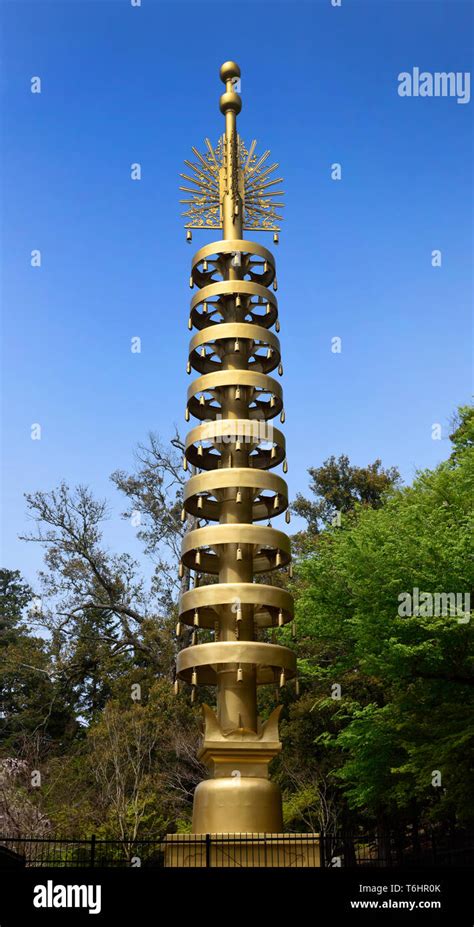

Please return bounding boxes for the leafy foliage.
[294,410,473,826]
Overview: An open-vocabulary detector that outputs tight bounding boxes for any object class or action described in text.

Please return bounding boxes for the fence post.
[90,834,96,869]
[205,833,211,868]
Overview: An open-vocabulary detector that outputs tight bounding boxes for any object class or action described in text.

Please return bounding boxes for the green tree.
[295,414,473,829]
[292,454,400,535]
[0,569,75,752]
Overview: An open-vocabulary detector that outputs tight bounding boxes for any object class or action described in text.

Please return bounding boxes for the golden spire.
[180,62,284,232]
[176,62,295,835]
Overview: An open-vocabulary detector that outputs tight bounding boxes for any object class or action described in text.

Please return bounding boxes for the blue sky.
[1,0,472,588]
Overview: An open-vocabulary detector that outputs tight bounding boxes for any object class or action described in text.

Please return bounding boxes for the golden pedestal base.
[192,777,283,834]
[164,833,320,868]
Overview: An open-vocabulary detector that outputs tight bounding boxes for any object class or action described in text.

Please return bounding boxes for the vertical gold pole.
[217,63,257,733]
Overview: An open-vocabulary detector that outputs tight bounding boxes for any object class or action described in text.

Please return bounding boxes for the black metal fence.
[320,831,474,868]
[0,831,472,869]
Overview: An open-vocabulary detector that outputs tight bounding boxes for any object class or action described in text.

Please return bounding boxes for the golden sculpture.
[175,62,296,835]
[181,136,284,231]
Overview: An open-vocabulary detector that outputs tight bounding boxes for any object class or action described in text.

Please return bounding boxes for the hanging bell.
[278,363,283,376]
[266,302,271,315]
[266,347,272,359]
[189,276,194,289]
[186,230,192,242]
[279,669,286,688]
[200,347,206,358]
[235,386,241,400]
[203,259,208,271]
[180,508,186,522]
[197,495,203,510]
[236,664,243,683]
[191,631,197,645]
[178,563,184,578]
[173,678,180,694]
[199,394,205,406]
[188,317,192,330]
[185,407,190,422]
[195,550,201,566]
[289,563,294,579]
[263,261,268,273]
[193,610,199,627]
[236,606,242,623]
[280,410,285,424]
[191,668,197,686]
[283,459,288,474]
[236,546,242,561]
[295,678,300,696]
[197,444,203,456]
[202,302,207,314]
[234,339,240,352]
[273,494,279,509]
[275,320,280,333]
[236,295,242,308]
[278,609,284,627]
[186,360,191,374]
[271,446,276,459]
[235,439,241,451]
[273,279,278,292]
[236,489,242,503]
[292,620,296,640]
[285,510,291,524]
[190,687,196,704]
[270,395,275,408]
[275,551,282,566]
[273,233,279,244]
[175,621,182,636]
[183,456,188,471]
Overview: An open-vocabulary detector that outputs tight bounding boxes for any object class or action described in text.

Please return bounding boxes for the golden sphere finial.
[219,91,242,115]
[220,61,241,84]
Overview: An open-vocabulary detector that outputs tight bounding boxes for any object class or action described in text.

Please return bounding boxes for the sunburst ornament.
[180,135,284,232]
